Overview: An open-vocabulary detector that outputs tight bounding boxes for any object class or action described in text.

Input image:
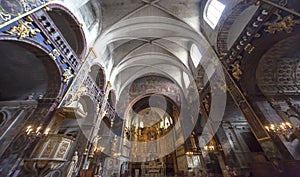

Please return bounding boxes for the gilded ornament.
[44,6,51,12]
[6,17,40,39]
[0,13,11,21]
[44,39,51,44]
[20,0,31,12]
[264,10,300,34]
[254,33,261,38]
[230,62,243,81]
[244,43,255,54]
[101,109,107,118]
[62,67,74,83]
[48,49,60,60]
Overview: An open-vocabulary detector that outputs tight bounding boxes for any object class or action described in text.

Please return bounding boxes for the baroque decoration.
[6,16,40,39]
[230,61,243,81]
[264,10,300,34]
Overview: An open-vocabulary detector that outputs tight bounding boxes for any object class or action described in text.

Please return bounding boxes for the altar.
[141,161,165,177]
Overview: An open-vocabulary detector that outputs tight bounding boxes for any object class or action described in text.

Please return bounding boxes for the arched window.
[203,0,226,29]
[190,44,202,68]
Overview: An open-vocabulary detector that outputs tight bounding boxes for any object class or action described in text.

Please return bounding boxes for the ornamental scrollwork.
[5,16,40,39]
[230,61,243,81]
[48,49,60,60]
[264,10,300,34]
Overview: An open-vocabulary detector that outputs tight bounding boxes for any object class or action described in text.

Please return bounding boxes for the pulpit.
[24,134,74,177]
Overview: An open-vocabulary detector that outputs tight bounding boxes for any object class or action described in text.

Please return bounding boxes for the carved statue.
[63,67,74,83]
[66,151,78,177]
[264,10,300,34]
[230,62,243,80]
[6,17,40,39]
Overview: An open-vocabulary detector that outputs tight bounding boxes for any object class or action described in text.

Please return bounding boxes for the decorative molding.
[48,49,60,60]
[5,16,40,39]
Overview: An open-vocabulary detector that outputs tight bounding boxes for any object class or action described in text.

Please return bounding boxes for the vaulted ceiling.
[93,0,220,111]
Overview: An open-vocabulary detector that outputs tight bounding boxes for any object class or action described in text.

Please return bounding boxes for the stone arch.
[0,38,66,174]
[48,3,87,58]
[241,31,300,97]
[89,64,106,91]
[78,0,102,33]
[123,93,181,161]
[108,89,116,108]
[0,37,63,101]
[256,35,300,96]
[216,0,258,55]
[128,93,180,123]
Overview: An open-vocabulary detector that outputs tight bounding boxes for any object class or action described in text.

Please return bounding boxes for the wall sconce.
[203,144,222,152]
[186,151,194,155]
[113,152,121,158]
[265,122,293,133]
[203,145,215,151]
[265,122,294,134]
[265,122,295,140]
[25,125,50,137]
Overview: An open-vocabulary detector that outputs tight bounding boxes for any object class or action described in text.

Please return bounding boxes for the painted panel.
[0,0,51,28]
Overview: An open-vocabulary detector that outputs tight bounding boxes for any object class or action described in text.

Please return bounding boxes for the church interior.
[0,0,300,177]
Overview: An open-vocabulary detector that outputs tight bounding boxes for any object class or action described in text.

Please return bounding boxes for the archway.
[0,39,63,176]
[89,64,105,91]
[0,40,61,101]
[240,33,300,161]
[48,4,87,58]
[108,90,116,108]
[124,94,180,176]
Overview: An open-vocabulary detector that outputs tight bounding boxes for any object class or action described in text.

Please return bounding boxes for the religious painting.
[0,0,23,15]
[0,0,49,27]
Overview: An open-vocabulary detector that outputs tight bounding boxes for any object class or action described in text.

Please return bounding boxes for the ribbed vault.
[93,0,222,118]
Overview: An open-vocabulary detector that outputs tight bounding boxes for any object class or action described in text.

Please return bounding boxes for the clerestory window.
[204,0,226,29]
